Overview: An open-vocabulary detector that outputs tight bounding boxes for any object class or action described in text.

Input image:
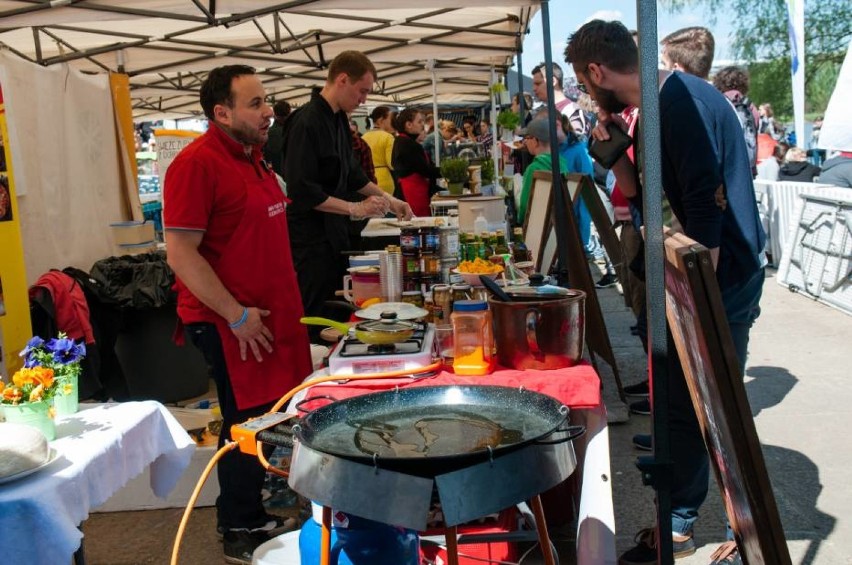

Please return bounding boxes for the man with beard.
[282,51,412,338]
[164,65,311,563]
[566,21,766,565]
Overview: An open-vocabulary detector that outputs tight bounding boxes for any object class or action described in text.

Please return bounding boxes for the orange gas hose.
[170,441,238,565]
[170,360,442,564]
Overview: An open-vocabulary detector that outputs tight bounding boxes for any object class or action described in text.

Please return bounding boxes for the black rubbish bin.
[91,252,210,403]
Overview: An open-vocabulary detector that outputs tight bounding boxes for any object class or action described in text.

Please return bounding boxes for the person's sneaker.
[618,527,696,565]
[629,398,651,415]
[595,273,619,289]
[623,380,649,397]
[222,530,268,565]
[217,515,298,539]
[709,541,742,564]
[632,433,652,451]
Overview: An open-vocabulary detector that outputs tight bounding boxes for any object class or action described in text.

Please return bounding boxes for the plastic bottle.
[451,299,493,376]
[473,207,488,236]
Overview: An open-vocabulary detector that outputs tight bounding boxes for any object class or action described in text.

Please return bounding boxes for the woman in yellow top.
[362,106,397,194]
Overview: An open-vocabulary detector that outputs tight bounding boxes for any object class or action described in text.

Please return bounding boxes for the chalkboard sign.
[663,229,791,564]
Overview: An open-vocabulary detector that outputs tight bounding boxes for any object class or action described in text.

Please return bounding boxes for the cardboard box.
[110,221,155,245]
[95,407,220,512]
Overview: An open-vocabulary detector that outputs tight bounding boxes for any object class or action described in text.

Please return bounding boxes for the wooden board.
[663,228,791,565]
[527,170,624,400]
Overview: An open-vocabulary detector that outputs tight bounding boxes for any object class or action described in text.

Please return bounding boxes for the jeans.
[668,268,765,536]
[185,323,275,531]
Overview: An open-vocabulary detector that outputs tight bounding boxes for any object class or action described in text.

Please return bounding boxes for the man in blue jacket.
[566,20,766,565]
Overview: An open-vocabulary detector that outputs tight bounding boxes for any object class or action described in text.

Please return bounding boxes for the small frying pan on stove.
[300,313,416,345]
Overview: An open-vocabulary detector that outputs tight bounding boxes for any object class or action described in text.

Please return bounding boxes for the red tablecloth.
[303,362,601,411]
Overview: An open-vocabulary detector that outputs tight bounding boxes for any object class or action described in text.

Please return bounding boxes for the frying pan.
[300,314,415,345]
[292,385,584,477]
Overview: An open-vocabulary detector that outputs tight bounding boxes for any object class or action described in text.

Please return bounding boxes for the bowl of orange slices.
[452,258,504,286]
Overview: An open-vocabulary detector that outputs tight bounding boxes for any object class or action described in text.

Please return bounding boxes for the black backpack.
[729,93,758,170]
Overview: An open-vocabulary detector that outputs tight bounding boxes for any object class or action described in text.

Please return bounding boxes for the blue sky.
[520,1,737,79]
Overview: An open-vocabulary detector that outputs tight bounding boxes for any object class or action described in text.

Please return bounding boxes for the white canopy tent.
[0,0,538,119]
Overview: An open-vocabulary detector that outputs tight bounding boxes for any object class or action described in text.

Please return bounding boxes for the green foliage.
[662,0,850,115]
[440,158,470,184]
[496,109,521,131]
[480,158,495,184]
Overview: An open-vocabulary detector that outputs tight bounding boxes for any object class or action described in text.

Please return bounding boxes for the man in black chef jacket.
[282,51,412,340]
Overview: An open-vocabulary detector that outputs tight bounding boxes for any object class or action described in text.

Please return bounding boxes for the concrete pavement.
[601,268,852,564]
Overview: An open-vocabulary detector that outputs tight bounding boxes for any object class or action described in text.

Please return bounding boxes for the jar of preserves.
[400,227,421,254]
[431,284,452,324]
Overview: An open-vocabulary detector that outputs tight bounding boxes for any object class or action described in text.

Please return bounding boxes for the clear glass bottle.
[451,299,493,376]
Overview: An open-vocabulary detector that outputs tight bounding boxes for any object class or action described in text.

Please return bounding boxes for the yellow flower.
[28,384,45,402]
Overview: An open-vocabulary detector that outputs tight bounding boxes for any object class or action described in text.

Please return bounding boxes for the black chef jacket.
[283,90,370,253]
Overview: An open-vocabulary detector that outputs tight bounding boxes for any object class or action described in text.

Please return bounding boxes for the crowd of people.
[156,12,844,560]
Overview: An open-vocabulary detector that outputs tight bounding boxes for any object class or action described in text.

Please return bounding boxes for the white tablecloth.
[0,401,195,565]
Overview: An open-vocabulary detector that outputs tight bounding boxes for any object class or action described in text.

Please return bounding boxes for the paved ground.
[81,268,852,564]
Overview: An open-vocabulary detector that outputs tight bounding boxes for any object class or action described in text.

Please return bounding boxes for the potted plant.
[440,158,469,195]
[480,157,495,186]
[489,82,510,106]
[496,109,521,141]
[0,333,86,439]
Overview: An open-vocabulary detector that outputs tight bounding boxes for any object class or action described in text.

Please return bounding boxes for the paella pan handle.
[255,426,295,449]
[533,424,586,445]
[293,395,339,414]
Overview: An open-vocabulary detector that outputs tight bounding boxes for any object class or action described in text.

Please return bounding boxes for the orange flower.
[2,386,23,404]
[12,366,54,389]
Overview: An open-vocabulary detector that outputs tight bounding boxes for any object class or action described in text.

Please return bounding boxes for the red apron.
[398,173,431,217]
[210,166,312,409]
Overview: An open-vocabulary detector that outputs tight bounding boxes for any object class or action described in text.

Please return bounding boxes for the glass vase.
[53,373,79,416]
[3,400,56,441]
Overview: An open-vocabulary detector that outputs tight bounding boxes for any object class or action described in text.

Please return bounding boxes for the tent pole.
[490,66,499,192]
[539,0,571,287]
[430,61,440,168]
[516,51,525,117]
[635,1,673,563]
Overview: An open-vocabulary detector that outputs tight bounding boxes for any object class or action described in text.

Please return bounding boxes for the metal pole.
[539,0,571,287]
[517,51,525,117]
[490,66,500,188]
[636,1,673,563]
[430,61,441,167]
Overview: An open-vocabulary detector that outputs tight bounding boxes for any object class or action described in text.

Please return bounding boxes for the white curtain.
[0,52,125,284]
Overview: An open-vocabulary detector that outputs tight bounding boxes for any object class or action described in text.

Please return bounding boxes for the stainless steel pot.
[489,288,586,370]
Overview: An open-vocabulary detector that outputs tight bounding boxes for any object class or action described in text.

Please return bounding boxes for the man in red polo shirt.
[164,65,311,564]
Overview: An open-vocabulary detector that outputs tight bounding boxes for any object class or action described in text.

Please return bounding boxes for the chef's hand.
[231,307,274,362]
[388,196,414,220]
[358,195,391,218]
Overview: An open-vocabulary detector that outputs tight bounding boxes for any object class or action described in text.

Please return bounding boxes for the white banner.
[818,40,852,151]
[786,0,805,148]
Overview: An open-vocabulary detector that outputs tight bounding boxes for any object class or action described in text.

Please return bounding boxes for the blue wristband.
[228,307,248,329]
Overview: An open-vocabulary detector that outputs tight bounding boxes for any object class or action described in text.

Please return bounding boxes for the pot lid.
[355,302,428,320]
[356,313,417,333]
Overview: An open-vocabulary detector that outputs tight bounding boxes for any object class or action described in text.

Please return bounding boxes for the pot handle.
[525,308,545,360]
[293,395,338,414]
[534,424,586,445]
[342,275,354,303]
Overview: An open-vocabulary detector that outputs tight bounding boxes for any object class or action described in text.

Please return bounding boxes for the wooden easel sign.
[663,229,791,564]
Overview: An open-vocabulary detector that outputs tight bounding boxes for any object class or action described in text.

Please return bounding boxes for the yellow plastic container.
[451,299,493,376]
